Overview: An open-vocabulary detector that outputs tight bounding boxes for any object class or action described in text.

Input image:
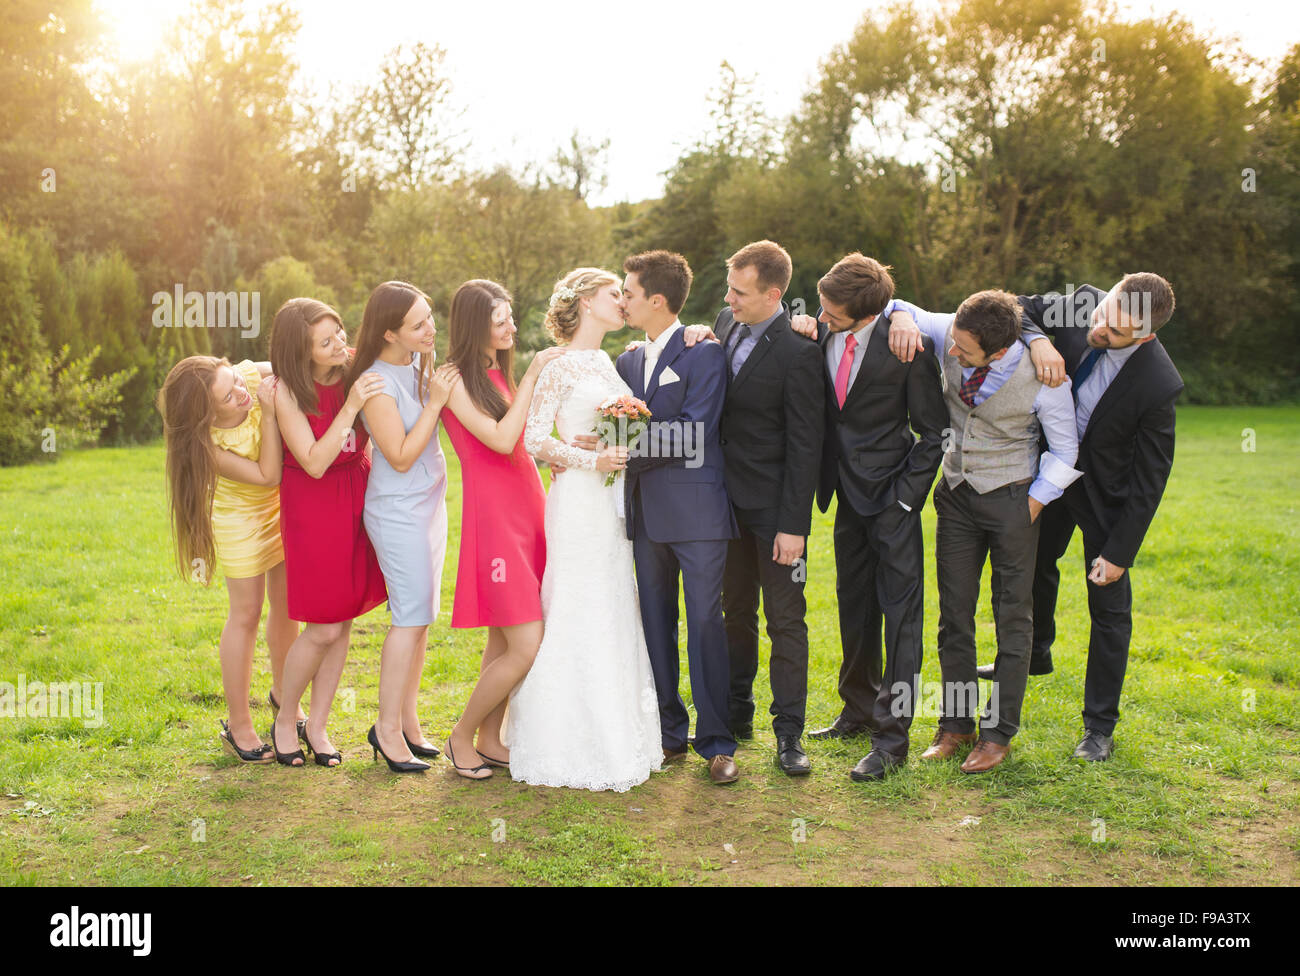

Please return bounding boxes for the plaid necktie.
[958,365,991,407]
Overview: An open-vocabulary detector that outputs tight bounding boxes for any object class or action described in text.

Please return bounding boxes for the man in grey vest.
[885,291,1081,772]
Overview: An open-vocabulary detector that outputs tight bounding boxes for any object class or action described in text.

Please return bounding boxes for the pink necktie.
[835,333,858,408]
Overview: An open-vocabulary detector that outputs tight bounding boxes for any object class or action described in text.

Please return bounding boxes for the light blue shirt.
[727,307,782,377]
[1074,342,1143,441]
[361,356,447,504]
[891,300,1081,505]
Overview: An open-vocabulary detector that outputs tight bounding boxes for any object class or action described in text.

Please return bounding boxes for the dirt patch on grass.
[8,742,1298,887]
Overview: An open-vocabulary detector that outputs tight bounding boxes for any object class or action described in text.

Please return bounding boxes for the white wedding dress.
[507,348,663,792]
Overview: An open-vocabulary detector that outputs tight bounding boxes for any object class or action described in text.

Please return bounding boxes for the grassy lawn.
[1,405,1297,886]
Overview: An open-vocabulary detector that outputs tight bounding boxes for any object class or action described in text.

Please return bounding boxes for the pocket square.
[657,367,680,385]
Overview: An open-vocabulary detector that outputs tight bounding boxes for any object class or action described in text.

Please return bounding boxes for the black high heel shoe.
[302,728,343,768]
[404,733,441,759]
[219,720,272,763]
[368,726,429,773]
[268,691,309,746]
[270,721,305,767]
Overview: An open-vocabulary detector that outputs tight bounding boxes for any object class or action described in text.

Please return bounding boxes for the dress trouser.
[831,495,925,760]
[631,501,736,760]
[723,506,809,739]
[934,478,1040,746]
[1031,489,1134,736]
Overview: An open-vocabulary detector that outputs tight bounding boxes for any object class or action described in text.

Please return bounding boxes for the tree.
[352,42,463,188]
[550,130,610,202]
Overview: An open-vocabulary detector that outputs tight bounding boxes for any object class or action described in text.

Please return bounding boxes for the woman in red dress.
[269,298,388,767]
[441,279,565,778]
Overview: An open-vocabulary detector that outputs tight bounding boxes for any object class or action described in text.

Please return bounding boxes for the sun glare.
[99,0,177,64]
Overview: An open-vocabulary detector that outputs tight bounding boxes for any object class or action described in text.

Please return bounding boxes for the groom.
[616,250,740,785]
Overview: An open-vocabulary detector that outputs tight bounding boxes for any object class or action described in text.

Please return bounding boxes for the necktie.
[728,325,752,377]
[1072,347,1103,401]
[834,333,858,408]
[643,342,661,390]
[959,365,991,407]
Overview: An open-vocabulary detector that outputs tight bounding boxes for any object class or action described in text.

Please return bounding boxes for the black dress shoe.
[849,750,903,782]
[807,718,872,740]
[1072,729,1114,762]
[730,723,754,741]
[775,736,811,776]
[976,655,1053,680]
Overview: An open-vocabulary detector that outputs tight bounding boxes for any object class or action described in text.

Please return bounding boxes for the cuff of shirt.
[1039,451,1083,490]
[1032,452,1084,503]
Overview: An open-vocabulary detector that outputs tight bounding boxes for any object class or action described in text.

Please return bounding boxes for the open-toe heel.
[219,720,272,763]
[270,722,305,767]
[302,728,343,768]
[270,692,308,744]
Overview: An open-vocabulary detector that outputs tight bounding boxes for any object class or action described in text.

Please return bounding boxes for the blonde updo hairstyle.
[543,267,619,343]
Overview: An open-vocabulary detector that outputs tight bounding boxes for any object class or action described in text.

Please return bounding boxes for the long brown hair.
[157,355,226,584]
[269,297,345,415]
[448,279,514,421]
[347,281,435,403]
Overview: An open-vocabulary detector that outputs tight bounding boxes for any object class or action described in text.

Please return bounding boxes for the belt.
[953,476,1033,494]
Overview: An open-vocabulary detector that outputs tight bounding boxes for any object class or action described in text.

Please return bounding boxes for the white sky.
[101,0,1299,205]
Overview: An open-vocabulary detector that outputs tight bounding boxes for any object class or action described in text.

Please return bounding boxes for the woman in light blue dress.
[347,281,461,772]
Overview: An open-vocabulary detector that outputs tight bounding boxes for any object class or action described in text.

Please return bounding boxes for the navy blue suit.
[616,327,737,759]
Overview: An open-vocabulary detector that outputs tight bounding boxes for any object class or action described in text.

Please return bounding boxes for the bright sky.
[101,0,1299,205]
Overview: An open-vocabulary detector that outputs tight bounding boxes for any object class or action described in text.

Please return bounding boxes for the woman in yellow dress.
[158,356,301,761]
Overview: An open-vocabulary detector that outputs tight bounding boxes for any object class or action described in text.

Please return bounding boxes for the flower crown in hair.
[548,284,578,309]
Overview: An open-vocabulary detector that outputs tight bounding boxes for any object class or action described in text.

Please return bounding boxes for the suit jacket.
[1018,285,1184,567]
[714,307,825,537]
[815,316,947,516]
[615,328,737,544]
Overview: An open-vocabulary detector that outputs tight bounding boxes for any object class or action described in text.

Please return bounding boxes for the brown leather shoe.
[708,754,739,784]
[959,740,1009,774]
[663,746,688,764]
[921,729,978,760]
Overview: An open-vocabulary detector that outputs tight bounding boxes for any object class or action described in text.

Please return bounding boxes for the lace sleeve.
[524,359,599,470]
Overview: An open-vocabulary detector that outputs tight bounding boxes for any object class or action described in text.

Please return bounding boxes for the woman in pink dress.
[440,279,565,778]
[270,298,389,767]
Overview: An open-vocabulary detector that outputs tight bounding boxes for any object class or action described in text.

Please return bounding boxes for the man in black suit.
[998,274,1183,760]
[712,240,825,775]
[800,253,948,781]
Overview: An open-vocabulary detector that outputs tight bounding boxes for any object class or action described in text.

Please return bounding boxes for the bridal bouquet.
[594,395,652,487]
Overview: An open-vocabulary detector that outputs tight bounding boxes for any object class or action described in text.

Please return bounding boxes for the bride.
[508,268,663,792]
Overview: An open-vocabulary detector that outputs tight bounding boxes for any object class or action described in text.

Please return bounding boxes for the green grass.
[1,407,1298,886]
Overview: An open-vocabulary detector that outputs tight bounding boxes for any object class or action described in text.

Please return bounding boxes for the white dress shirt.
[643,320,683,389]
